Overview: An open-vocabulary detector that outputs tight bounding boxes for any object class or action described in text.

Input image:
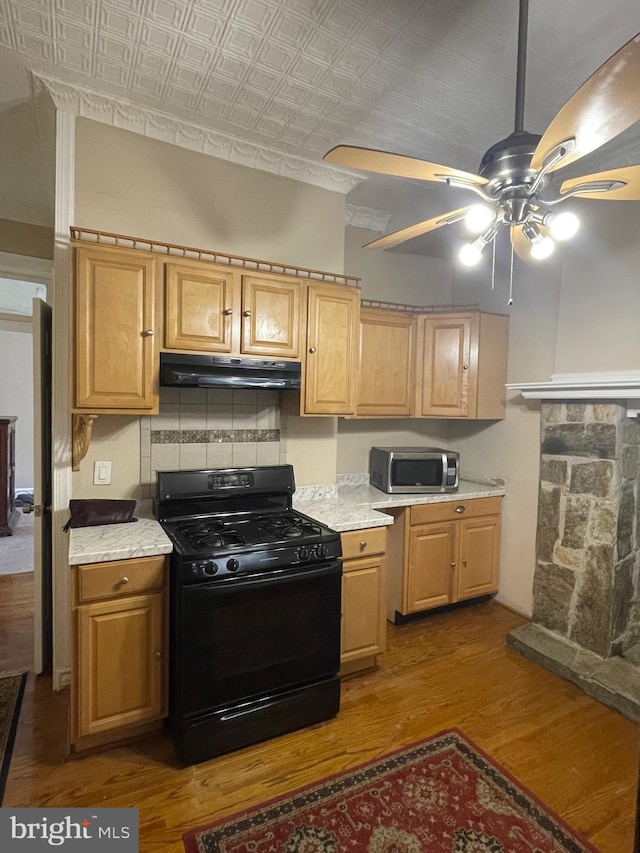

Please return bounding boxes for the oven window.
[176,565,341,716]
[392,457,443,487]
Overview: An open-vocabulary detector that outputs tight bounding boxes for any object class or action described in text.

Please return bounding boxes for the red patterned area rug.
[183,729,597,853]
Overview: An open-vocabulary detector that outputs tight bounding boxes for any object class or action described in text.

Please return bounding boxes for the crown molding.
[34,74,363,196]
[345,204,392,232]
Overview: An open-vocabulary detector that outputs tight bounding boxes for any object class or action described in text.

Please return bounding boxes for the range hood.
[159,353,301,390]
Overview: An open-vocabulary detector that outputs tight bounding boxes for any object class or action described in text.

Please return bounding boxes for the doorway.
[0,252,52,673]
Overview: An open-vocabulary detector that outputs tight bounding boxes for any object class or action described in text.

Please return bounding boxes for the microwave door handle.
[441,452,447,490]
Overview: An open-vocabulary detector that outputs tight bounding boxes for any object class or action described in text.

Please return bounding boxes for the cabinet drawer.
[410,496,502,526]
[341,527,387,561]
[77,556,166,603]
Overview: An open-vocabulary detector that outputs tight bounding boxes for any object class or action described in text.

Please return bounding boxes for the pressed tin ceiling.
[1,1,639,237]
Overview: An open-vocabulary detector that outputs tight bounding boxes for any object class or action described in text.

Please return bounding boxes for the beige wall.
[337,420,450,475]
[71,416,142,500]
[555,201,640,371]
[0,219,53,260]
[75,120,345,273]
[345,226,453,303]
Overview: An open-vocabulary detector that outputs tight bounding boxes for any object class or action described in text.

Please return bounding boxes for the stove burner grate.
[255,512,323,540]
[178,520,245,550]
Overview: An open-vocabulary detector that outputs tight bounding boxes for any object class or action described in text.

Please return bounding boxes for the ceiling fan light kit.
[324,0,640,289]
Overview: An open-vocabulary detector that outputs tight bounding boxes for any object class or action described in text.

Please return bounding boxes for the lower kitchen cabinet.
[386,497,501,622]
[71,554,168,749]
[340,526,388,676]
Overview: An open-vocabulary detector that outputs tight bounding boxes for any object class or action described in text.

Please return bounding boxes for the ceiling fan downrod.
[514,0,529,133]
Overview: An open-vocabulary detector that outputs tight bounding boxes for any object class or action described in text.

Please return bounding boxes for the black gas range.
[156,465,342,765]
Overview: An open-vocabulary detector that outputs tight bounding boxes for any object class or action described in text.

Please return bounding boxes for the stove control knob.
[316,543,328,560]
[298,546,311,562]
[226,558,240,573]
[204,561,218,576]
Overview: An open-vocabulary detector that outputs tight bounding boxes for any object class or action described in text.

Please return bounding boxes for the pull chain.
[508,241,514,306]
[491,237,496,291]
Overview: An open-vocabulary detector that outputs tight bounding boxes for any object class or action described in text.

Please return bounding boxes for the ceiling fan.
[323,0,640,266]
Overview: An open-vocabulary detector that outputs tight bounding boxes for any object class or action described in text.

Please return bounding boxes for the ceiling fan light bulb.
[530,235,555,260]
[459,239,485,266]
[464,204,494,234]
[549,211,579,241]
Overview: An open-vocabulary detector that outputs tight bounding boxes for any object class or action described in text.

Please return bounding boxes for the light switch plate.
[93,460,112,485]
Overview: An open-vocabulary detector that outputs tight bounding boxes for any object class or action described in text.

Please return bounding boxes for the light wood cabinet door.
[241,274,303,358]
[76,591,165,738]
[341,555,386,664]
[357,308,415,417]
[406,521,457,612]
[417,314,475,418]
[165,261,238,353]
[75,245,157,411]
[457,515,501,600]
[416,312,509,420]
[304,283,360,415]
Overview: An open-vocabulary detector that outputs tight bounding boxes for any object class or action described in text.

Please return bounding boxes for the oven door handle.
[192,561,341,592]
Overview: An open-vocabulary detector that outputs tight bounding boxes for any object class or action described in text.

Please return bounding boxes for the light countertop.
[68,478,506,564]
[68,501,172,566]
[294,477,505,533]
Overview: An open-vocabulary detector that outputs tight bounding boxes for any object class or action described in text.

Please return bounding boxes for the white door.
[33,298,52,674]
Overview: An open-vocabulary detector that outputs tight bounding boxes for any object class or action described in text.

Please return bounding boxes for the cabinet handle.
[154,651,162,659]
[243,310,251,317]
[462,363,469,370]
[455,505,465,513]
[223,308,233,315]
[359,541,367,551]
[463,559,468,565]
[450,562,456,568]
[309,346,317,353]
[142,329,154,337]
[119,576,129,585]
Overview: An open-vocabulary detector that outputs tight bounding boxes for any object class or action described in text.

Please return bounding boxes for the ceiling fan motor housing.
[479,131,543,218]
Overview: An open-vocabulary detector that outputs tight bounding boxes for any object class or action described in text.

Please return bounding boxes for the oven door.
[172,561,341,719]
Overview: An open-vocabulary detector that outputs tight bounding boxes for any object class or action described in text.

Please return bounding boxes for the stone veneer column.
[533,401,640,658]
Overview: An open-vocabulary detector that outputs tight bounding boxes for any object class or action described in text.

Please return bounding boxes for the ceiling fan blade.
[510,225,531,260]
[364,207,472,250]
[560,165,640,200]
[531,32,640,174]
[324,145,488,187]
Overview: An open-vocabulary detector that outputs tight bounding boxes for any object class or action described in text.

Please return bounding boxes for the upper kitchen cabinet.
[416,312,509,419]
[164,261,304,360]
[357,308,415,417]
[74,244,159,413]
[303,282,361,416]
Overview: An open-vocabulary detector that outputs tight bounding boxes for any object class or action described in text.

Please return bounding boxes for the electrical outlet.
[93,460,112,485]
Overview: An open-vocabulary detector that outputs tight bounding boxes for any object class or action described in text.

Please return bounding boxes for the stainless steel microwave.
[369,446,459,494]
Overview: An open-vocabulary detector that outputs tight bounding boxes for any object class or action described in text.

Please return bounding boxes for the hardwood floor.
[3,573,638,852]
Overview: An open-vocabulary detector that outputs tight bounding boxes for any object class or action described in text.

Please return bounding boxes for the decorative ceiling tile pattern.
[1,1,639,225]
[2,0,638,168]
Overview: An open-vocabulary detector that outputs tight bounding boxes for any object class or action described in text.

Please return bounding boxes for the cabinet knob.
[309,346,317,353]
[154,651,162,659]
[359,541,367,551]
[142,329,154,337]
[463,559,468,565]
[223,308,233,315]
[119,576,129,585]
[455,505,466,513]
[243,310,251,317]
[450,562,456,568]
[462,363,469,370]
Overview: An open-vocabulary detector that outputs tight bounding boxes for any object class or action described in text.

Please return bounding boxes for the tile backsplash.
[140,387,283,498]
